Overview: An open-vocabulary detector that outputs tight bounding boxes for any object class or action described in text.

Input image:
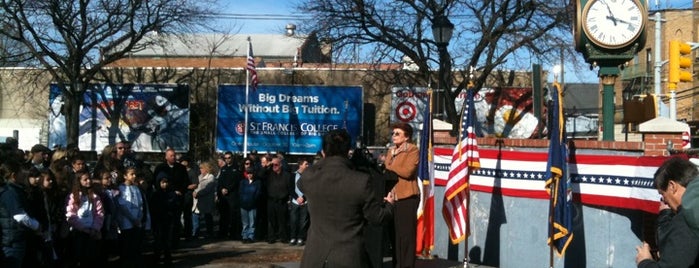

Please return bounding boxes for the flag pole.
[243,36,251,158]
[463,67,475,268]
[548,179,556,268]
[547,77,556,268]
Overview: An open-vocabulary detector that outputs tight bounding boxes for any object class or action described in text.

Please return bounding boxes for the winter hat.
[156,172,169,183]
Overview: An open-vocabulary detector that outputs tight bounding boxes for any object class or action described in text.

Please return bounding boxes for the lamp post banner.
[217,85,363,155]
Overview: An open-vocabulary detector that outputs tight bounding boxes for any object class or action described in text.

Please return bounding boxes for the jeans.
[288,203,308,240]
[192,212,214,237]
[2,242,26,268]
[240,208,257,240]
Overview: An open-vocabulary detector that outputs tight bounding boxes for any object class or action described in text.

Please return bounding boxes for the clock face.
[582,0,645,49]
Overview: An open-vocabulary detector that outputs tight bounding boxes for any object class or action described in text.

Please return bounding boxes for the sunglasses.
[392,132,403,137]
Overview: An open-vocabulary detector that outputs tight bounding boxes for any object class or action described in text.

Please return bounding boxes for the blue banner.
[217,85,363,155]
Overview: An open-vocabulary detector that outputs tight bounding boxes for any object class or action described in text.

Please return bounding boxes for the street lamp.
[432,15,454,120]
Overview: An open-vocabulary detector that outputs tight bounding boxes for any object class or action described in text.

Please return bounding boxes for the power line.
[206,13,304,21]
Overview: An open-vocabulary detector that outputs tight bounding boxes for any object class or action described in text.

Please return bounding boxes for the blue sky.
[220,0,695,83]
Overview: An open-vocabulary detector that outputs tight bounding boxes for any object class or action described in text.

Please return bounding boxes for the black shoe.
[242,239,250,244]
[267,239,276,244]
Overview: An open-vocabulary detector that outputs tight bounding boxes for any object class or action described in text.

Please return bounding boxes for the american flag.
[442,87,480,244]
[416,91,434,256]
[247,39,259,91]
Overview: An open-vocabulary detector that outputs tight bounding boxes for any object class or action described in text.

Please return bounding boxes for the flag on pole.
[247,39,259,91]
[442,87,480,244]
[546,81,573,256]
[416,91,434,256]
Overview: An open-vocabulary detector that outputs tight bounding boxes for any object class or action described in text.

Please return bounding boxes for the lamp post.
[432,15,454,121]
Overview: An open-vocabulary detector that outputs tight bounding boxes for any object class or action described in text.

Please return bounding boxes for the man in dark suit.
[217,151,242,239]
[298,129,395,268]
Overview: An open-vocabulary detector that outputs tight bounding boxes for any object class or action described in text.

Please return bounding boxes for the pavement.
[152,237,493,268]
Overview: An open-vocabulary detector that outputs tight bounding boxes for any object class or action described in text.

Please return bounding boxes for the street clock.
[574,0,648,66]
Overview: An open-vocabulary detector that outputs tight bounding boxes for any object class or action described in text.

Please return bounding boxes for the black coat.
[153,162,189,194]
[298,156,393,268]
[217,164,241,202]
[638,207,699,268]
[0,183,29,248]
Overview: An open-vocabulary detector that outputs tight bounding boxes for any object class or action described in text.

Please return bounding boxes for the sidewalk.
[162,237,493,268]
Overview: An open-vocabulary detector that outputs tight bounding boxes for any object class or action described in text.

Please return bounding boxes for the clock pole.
[600,67,620,141]
[575,0,648,141]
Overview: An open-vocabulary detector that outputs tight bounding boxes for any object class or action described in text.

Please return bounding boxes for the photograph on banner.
[48,84,190,152]
[217,85,362,155]
[391,86,542,139]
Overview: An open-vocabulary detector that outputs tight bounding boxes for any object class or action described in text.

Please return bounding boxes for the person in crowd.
[255,154,272,241]
[67,154,88,188]
[217,151,242,240]
[265,157,291,244]
[239,166,262,244]
[47,169,71,268]
[289,158,310,246]
[179,155,199,240]
[116,167,150,268]
[150,172,180,265]
[192,161,217,239]
[23,168,54,267]
[0,162,41,268]
[298,129,394,268]
[384,122,420,268]
[97,170,120,265]
[26,144,50,171]
[153,148,189,245]
[276,152,290,172]
[636,157,699,267]
[65,171,104,267]
[247,150,261,171]
[34,168,61,267]
[115,141,138,170]
[92,145,119,180]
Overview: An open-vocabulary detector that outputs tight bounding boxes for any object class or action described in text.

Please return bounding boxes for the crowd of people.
[0,138,314,268]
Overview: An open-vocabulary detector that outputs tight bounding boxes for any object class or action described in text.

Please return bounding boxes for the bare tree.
[0,0,218,146]
[296,0,574,133]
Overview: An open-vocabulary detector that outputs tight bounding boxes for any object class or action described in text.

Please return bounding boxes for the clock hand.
[605,16,619,26]
[600,0,618,26]
[614,18,633,25]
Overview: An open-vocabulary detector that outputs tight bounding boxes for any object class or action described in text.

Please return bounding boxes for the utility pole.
[651,1,665,117]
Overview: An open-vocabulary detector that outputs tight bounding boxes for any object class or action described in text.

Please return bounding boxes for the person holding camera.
[299,129,395,268]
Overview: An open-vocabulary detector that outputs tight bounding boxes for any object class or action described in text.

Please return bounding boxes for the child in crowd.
[192,161,216,238]
[239,167,262,243]
[24,168,55,267]
[116,167,150,268]
[150,172,180,265]
[98,170,119,263]
[65,171,104,267]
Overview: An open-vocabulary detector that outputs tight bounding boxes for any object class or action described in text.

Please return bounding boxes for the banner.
[217,85,362,154]
[48,84,190,152]
[391,86,541,138]
[433,147,666,214]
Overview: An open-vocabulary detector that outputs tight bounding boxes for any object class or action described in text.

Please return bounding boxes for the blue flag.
[546,81,573,256]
